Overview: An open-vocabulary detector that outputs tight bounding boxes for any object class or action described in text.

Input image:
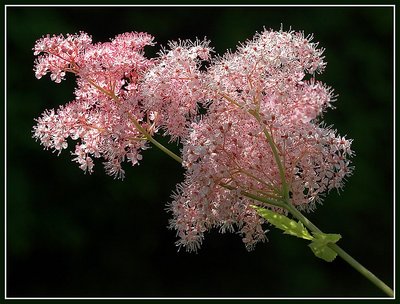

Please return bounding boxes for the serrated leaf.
[252,205,314,241]
[312,232,342,244]
[308,233,342,262]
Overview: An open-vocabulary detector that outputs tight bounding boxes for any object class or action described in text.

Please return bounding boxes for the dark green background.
[6,6,393,297]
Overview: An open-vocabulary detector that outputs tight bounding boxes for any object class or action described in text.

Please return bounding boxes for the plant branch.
[284,202,394,297]
[130,118,183,164]
[250,111,290,202]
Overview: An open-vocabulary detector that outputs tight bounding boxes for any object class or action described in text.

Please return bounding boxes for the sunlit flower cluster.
[33,28,353,251]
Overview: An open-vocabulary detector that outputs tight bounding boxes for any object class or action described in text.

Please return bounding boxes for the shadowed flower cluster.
[32,28,353,252]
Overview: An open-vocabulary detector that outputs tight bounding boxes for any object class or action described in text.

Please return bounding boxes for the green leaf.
[252,205,342,263]
[308,232,342,262]
[252,205,314,241]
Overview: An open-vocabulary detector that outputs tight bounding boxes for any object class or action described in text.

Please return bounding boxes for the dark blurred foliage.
[6,6,393,297]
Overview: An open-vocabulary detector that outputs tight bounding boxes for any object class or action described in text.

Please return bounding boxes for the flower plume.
[32,28,353,251]
[168,28,353,251]
[32,31,155,179]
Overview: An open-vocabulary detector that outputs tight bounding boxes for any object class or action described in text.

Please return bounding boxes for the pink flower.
[33,32,92,82]
[168,28,353,251]
[33,31,155,179]
[139,38,212,139]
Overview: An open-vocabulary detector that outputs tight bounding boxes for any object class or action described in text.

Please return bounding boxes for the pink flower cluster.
[32,28,353,252]
[140,39,211,139]
[168,30,353,251]
[32,32,151,178]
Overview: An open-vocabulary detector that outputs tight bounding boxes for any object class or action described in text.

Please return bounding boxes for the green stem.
[284,203,394,297]
[250,111,290,201]
[219,183,285,209]
[261,126,289,201]
[130,118,183,163]
[328,243,394,297]
[284,203,322,233]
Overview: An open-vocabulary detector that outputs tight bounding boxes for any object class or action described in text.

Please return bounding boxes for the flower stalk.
[250,110,290,202]
[285,203,394,297]
[130,118,183,164]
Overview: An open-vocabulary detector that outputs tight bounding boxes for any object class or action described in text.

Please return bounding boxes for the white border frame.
[4,3,396,300]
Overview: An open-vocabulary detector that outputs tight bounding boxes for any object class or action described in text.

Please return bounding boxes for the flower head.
[139,38,212,139]
[168,28,353,251]
[33,31,155,179]
[33,31,92,82]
